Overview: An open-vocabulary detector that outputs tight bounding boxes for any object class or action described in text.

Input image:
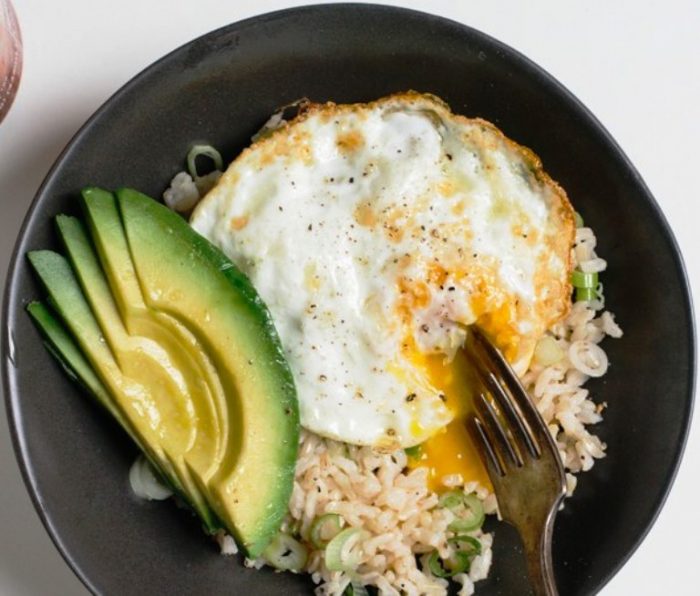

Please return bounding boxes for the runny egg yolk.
[405,342,492,492]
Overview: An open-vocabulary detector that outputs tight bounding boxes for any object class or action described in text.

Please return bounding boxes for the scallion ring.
[438,490,463,510]
[310,513,343,549]
[427,549,471,578]
[450,493,485,532]
[443,492,485,532]
[262,532,308,571]
[324,527,367,572]
[129,455,172,501]
[574,211,584,228]
[448,534,482,558]
[575,286,597,302]
[187,144,223,179]
[571,269,598,289]
[427,535,482,578]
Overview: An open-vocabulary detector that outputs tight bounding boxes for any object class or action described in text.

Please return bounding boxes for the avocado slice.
[27,188,299,556]
[116,188,299,557]
[53,212,221,533]
[26,300,179,496]
[27,250,223,532]
[26,251,191,497]
[79,189,226,466]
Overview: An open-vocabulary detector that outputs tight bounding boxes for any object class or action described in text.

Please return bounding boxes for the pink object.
[0,0,21,124]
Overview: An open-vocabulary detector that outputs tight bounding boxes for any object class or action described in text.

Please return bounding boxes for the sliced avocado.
[116,188,299,557]
[26,251,187,497]
[80,190,226,470]
[26,300,178,496]
[53,213,221,533]
[79,188,143,321]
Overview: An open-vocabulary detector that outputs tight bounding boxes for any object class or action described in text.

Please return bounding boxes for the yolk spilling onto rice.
[405,344,492,492]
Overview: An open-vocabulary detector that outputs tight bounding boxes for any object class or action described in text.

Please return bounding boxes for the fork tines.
[465,327,562,477]
[465,327,566,596]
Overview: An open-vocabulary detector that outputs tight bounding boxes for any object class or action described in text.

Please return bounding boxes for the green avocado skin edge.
[25,187,300,558]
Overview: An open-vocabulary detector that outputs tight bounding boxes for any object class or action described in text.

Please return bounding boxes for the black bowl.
[2,4,694,595]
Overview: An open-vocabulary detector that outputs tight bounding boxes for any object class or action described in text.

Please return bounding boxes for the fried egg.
[190,92,574,488]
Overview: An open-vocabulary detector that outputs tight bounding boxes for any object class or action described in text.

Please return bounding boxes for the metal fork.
[464,327,567,596]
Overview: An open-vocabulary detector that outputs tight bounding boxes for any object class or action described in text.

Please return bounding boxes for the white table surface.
[1,1,698,594]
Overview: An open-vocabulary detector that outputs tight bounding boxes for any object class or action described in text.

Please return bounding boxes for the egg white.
[190,92,574,449]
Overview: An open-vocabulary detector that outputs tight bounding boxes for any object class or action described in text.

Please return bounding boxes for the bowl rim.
[2,3,696,595]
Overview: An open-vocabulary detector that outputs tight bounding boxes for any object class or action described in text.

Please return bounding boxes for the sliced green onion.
[324,527,366,571]
[404,444,422,459]
[439,491,485,532]
[447,493,485,533]
[263,533,308,571]
[129,454,173,501]
[427,549,471,577]
[574,211,584,228]
[310,513,343,548]
[187,144,223,178]
[343,579,370,596]
[571,269,598,289]
[448,535,482,558]
[427,535,483,578]
[438,490,463,510]
[576,286,597,302]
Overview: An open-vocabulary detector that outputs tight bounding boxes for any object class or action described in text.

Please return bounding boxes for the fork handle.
[522,522,558,596]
